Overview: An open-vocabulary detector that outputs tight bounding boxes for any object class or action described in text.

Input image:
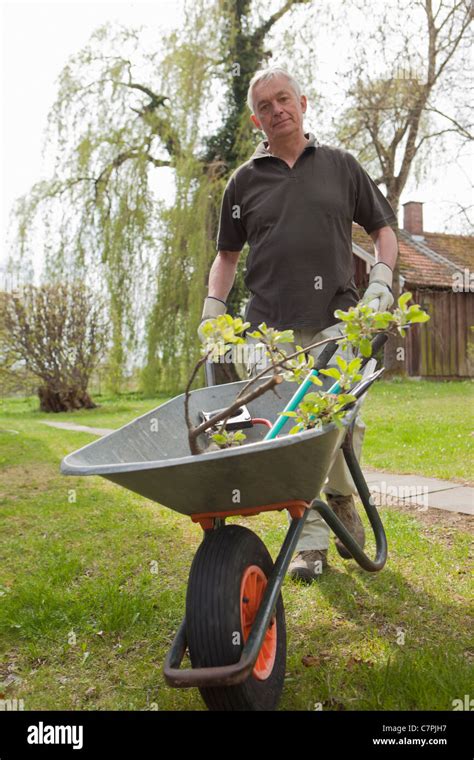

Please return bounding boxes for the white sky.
[1,0,472,278]
[0,0,182,275]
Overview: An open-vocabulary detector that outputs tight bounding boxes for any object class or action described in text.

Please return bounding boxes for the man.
[199,67,398,582]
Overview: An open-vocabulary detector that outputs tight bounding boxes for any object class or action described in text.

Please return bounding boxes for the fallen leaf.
[302,651,332,667]
[346,656,375,670]
[302,655,320,667]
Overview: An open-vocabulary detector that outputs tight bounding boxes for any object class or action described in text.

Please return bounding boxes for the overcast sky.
[0,0,182,275]
[1,0,472,278]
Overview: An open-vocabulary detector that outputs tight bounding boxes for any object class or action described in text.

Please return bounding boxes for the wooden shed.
[352,202,473,378]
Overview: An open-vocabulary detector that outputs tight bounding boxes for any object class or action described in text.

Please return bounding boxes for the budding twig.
[186,334,347,455]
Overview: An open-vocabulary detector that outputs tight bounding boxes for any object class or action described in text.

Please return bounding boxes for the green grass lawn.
[0,380,472,710]
[361,379,474,483]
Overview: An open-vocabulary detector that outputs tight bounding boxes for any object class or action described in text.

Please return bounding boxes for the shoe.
[326,493,365,559]
[287,549,328,583]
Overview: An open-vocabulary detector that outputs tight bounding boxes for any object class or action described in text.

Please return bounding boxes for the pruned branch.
[186,335,355,455]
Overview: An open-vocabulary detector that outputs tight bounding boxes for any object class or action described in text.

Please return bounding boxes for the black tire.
[186,524,286,711]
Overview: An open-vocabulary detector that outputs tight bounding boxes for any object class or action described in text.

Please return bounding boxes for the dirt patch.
[355,495,474,553]
[0,462,60,499]
[381,499,473,534]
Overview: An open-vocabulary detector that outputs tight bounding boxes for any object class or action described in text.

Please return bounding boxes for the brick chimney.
[403,201,424,238]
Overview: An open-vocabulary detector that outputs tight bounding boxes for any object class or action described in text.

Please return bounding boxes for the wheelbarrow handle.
[269,331,389,438]
[312,420,388,572]
[363,330,388,359]
[325,332,388,396]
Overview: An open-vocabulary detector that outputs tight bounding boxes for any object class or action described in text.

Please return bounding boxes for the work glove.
[360,262,394,312]
[197,296,227,342]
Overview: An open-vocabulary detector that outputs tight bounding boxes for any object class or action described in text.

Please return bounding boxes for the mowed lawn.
[0,380,472,711]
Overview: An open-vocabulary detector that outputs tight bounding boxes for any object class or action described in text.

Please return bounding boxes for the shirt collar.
[251,131,319,159]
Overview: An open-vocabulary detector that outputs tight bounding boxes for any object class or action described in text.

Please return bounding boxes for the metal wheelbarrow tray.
[62,376,357,516]
[61,361,388,711]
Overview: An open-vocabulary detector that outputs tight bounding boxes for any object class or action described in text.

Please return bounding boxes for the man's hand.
[360,262,394,312]
[198,296,227,341]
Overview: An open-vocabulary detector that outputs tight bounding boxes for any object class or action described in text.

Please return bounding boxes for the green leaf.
[398,291,412,310]
[319,367,340,379]
[289,424,303,434]
[348,357,362,373]
[276,330,294,344]
[373,312,393,328]
[406,305,430,323]
[304,392,321,404]
[339,393,357,405]
[359,338,372,357]
[408,312,430,323]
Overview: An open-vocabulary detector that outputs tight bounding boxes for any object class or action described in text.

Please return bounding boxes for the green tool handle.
[264,340,339,440]
[265,332,388,440]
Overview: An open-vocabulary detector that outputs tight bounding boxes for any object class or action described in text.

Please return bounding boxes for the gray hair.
[246,67,302,114]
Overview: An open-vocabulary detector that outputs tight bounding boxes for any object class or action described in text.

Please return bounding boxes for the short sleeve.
[216,175,247,251]
[345,153,398,234]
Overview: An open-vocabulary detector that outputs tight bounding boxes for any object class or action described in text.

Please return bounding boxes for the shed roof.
[351,224,471,289]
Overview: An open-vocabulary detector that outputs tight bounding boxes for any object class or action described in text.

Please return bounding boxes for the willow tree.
[10,19,185,393]
[143,0,313,394]
[9,0,313,396]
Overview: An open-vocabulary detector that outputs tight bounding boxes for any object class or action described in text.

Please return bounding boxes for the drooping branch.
[94,148,142,194]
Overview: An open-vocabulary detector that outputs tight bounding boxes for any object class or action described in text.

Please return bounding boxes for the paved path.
[363,467,473,516]
[42,421,473,516]
[40,421,114,437]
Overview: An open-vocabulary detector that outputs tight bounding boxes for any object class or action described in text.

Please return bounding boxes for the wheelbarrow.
[60,332,389,711]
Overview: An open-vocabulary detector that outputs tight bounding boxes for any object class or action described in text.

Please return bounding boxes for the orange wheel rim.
[240,565,277,680]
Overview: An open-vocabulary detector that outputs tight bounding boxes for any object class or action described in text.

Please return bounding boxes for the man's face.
[250,75,307,142]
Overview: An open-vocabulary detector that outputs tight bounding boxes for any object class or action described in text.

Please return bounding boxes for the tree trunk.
[38,385,97,413]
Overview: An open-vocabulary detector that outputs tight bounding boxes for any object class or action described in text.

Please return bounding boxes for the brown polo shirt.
[216,131,397,333]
